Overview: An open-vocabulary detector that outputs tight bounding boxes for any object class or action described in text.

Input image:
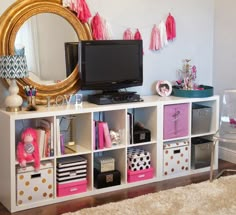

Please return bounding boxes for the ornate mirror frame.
[0,0,92,105]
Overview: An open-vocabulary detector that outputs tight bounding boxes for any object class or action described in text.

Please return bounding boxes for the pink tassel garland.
[123,28,133,40]
[134,29,144,54]
[166,13,176,41]
[76,0,92,23]
[134,29,142,40]
[149,25,161,51]
[63,1,177,47]
[102,19,113,40]
[91,13,107,40]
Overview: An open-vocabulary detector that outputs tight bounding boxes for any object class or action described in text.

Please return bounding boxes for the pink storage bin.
[127,167,154,183]
[57,179,87,197]
[163,103,189,140]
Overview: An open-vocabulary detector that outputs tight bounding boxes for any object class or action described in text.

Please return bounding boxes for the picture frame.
[156,80,172,97]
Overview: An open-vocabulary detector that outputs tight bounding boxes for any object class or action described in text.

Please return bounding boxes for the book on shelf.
[126,114,130,145]
[44,129,50,157]
[60,134,65,155]
[36,119,54,158]
[94,121,99,150]
[94,120,112,149]
[93,120,96,150]
[127,112,134,144]
[37,118,51,130]
[50,122,54,156]
[35,128,45,158]
[56,118,61,156]
[45,122,54,157]
[102,122,112,148]
[98,121,105,150]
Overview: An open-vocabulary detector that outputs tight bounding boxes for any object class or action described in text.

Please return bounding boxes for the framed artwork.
[156,80,172,97]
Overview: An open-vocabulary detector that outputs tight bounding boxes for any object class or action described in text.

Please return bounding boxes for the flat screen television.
[78,40,143,93]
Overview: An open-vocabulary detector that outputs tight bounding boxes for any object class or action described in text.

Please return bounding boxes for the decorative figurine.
[17,127,40,171]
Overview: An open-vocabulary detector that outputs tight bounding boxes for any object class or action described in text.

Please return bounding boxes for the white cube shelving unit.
[0,95,219,212]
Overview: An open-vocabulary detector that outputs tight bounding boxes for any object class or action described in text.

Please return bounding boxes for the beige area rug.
[63,175,236,215]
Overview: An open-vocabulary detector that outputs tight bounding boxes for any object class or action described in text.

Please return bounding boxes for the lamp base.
[5,79,23,112]
[6,106,22,112]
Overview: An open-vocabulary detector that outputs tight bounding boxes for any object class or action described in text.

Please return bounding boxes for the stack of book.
[56,156,87,197]
[57,156,87,183]
[35,119,54,158]
[93,121,112,150]
[93,156,121,189]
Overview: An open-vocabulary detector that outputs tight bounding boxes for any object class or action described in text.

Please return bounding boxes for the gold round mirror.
[0,0,92,105]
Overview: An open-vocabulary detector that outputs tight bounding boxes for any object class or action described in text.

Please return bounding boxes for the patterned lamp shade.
[0,55,28,79]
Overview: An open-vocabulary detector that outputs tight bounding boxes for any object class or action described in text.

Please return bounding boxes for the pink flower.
[176,60,199,90]
[192,65,197,73]
[176,80,182,85]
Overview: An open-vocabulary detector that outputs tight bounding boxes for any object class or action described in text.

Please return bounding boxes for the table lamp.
[0,55,28,112]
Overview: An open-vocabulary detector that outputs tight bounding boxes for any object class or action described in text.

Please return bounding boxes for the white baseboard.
[219,146,236,164]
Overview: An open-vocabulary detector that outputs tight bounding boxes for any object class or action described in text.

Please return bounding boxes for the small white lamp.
[0,55,28,112]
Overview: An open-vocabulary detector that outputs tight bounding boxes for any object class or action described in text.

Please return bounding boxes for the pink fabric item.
[166,13,176,40]
[134,29,142,40]
[101,17,112,40]
[17,128,40,171]
[76,0,92,23]
[163,104,189,139]
[149,25,161,51]
[69,0,77,11]
[134,29,144,54]
[127,168,154,183]
[91,13,105,40]
[123,28,133,40]
[159,21,168,48]
[57,179,87,197]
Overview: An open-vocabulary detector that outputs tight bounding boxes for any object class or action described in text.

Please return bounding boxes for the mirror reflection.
[15,13,78,85]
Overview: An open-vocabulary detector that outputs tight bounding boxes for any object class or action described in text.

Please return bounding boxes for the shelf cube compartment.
[163,103,189,140]
[57,113,92,155]
[191,137,212,169]
[191,104,212,135]
[56,155,88,197]
[163,140,189,176]
[128,106,157,145]
[16,161,54,206]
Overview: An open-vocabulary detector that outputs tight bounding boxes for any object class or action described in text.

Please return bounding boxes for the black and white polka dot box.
[127,148,151,171]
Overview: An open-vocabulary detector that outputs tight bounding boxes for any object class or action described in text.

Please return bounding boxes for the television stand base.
[87,92,143,105]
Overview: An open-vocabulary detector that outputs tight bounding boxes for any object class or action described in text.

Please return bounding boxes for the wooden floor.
[1,159,236,215]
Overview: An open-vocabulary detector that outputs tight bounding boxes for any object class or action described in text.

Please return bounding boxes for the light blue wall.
[214,0,236,95]
[0,0,214,105]
[86,0,214,95]
[214,0,236,153]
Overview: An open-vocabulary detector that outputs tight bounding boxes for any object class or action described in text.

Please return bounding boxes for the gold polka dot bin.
[163,140,189,176]
[16,161,54,206]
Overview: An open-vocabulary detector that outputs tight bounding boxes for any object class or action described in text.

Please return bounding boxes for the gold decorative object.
[0,0,92,105]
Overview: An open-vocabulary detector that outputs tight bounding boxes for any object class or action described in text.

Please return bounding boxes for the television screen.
[79,40,143,92]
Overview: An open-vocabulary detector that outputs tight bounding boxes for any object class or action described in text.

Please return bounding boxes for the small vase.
[26,96,37,111]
